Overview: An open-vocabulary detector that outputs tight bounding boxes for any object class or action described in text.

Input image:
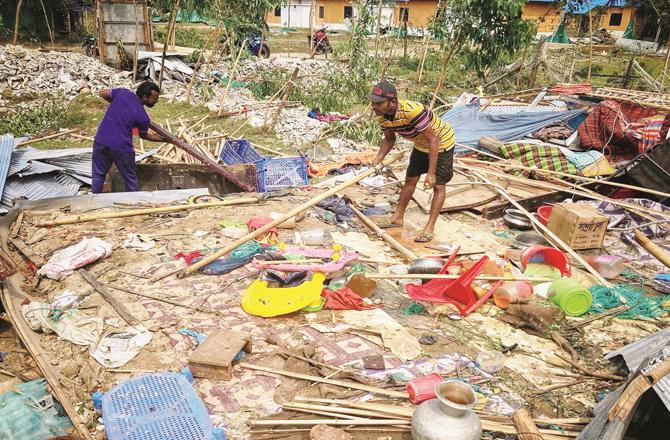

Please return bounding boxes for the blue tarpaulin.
[566,0,626,14]
[440,104,586,152]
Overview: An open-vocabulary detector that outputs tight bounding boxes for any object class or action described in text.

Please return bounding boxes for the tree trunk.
[38,0,55,48]
[309,0,315,54]
[402,19,408,58]
[13,0,23,46]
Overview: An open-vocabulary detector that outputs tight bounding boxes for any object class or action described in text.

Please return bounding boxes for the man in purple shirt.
[92,81,173,193]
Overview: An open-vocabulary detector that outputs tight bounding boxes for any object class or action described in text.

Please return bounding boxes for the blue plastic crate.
[256,156,309,192]
[102,373,215,440]
[219,139,265,165]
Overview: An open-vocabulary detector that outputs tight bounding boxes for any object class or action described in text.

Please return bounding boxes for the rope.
[589,284,670,319]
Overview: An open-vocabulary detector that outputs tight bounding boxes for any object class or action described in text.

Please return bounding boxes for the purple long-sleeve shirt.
[94,88,150,152]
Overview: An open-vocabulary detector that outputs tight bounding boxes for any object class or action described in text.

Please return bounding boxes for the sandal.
[376,218,403,229]
[414,231,435,243]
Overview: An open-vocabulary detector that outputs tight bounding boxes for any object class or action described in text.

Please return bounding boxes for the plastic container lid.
[548,278,593,317]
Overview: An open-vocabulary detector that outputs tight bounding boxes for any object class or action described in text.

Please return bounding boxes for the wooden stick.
[347,203,418,262]
[367,274,557,282]
[13,0,23,46]
[79,269,139,326]
[270,67,299,129]
[459,165,670,220]
[158,0,180,88]
[458,157,670,200]
[251,419,410,427]
[512,408,544,439]
[186,25,221,103]
[554,352,626,381]
[567,305,629,329]
[634,230,670,269]
[16,129,78,146]
[38,0,54,47]
[282,404,364,420]
[239,362,409,399]
[217,41,246,116]
[1,288,94,439]
[179,153,405,277]
[285,402,393,419]
[470,170,612,287]
[36,196,259,227]
[533,379,594,395]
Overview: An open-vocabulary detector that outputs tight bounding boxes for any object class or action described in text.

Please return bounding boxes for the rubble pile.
[0,45,133,101]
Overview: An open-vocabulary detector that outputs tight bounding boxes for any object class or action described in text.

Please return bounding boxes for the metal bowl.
[513,231,549,249]
[408,257,445,275]
[503,209,533,230]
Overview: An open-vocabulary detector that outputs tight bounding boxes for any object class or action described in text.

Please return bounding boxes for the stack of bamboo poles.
[151,115,223,164]
[251,397,585,438]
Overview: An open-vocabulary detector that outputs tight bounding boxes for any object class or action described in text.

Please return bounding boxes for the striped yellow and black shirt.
[376,99,455,153]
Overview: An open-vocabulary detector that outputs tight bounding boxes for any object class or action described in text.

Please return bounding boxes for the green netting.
[623,20,635,39]
[588,284,670,319]
[547,21,570,44]
[401,302,427,315]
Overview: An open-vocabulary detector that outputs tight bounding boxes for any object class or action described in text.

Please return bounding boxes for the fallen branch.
[555,352,626,382]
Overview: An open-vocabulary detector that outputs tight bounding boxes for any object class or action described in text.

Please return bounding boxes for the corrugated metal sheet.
[605,329,670,412]
[1,173,81,210]
[0,135,14,200]
[45,157,92,178]
[15,161,63,177]
[16,147,92,161]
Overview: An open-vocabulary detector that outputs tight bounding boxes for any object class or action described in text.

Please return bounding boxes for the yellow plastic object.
[241,273,326,317]
[332,243,342,252]
[278,242,287,251]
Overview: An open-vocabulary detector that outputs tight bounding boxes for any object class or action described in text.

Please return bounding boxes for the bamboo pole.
[417,31,430,83]
[471,171,612,287]
[348,203,417,261]
[587,2,593,82]
[13,0,23,46]
[373,0,384,58]
[217,41,246,116]
[662,35,670,92]
[186,26,221,103]
[35,196,259,227]
[240,362,409,398]
[16,129,79,146]
[456,165,670,220]
[430,33,461,108]
[252,419,410,427]
[159,0,180,89]
[457,157,670,200]
[512,408,544,440]
[270,66,299,129]
[634,230,670,269]
[132,0,139,82]
[176,153,405,278]
[367,274,557,282]
[285,402,396,419]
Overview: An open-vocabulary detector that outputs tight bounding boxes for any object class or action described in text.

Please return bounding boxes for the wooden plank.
[189,331,252,380]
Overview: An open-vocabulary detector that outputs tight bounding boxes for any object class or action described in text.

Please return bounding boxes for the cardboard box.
[547,203,608,250]
[188,331,252,380]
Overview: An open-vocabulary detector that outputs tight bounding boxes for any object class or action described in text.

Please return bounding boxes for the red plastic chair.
[405,252,502,317]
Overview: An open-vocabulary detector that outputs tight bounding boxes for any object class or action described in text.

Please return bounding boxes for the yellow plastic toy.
[241,273,326,317]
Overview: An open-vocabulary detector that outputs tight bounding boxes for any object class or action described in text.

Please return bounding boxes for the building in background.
[266,0,635,38]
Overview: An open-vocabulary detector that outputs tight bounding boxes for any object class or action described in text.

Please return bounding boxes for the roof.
[526,0,628,13]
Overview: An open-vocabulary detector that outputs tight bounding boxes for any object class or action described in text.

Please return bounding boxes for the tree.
[442,0,534,79]
[630,0,670,44]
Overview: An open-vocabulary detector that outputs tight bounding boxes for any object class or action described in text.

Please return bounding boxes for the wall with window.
[601,7,633,32]
[522,2,562,34]
[393,0,441,28]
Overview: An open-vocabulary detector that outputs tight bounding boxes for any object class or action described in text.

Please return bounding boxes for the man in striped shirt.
[370,81,455,243]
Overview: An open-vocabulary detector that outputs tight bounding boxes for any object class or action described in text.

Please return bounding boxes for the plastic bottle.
[586,255,625,280]
[493,282,533,309]
[294,229,327,246]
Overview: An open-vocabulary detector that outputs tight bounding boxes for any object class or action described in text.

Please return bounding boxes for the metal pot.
[513,231,549,249]
[503,208,533,230]
[411,380,482,440]
[408,257,445,275]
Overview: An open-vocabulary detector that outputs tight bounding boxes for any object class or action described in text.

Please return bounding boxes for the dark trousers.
[92,143,138,193]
